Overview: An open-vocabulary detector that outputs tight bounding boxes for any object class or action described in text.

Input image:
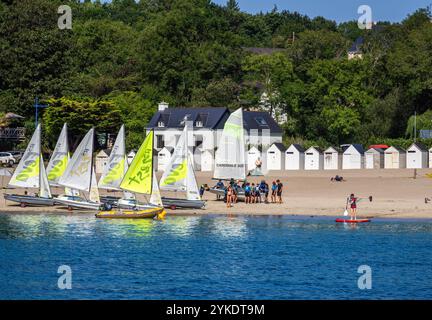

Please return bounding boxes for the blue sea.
[0,213,431,300]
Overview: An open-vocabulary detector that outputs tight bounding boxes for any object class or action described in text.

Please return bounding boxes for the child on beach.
[271,181,277,203]
[276,180,283,204]
[245,183,251,204]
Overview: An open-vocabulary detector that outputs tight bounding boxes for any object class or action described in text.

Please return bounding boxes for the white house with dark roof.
[147,103,283,171]
[266,143,286,171]
[285,144,305,170]
[406,142,428,169]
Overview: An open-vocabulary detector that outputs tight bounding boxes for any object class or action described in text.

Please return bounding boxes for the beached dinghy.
[209,108,246,200]
[159,124,205,210]
[4,124,54,207]
[96,130,166,219]
[55,128,103,210]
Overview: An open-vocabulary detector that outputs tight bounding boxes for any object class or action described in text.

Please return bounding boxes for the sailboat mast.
[89,127,95,193]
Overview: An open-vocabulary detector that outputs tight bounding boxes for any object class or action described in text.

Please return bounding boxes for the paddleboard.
[336,218,371,223]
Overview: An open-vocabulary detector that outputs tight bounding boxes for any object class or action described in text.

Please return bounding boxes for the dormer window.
[158,121,165,128]
[196,120,203,128]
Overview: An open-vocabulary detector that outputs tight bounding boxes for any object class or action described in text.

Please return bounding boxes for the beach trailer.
[157,146,173,171]
[384,146,406,169]
[323,147,341,170]
[365,148,385,169]
[266,143,286,171]
[406,142,428,169]
[342,144,364,169]
[95,149,110,174]
[247,146,262,171]
[285,144,305,170]
[304,146,323,170]
[200,149,214,172]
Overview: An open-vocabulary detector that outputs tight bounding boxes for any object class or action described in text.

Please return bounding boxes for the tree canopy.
[1,0,432,149]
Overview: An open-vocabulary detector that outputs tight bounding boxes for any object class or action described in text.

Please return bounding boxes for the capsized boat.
[209,108,247,200]
[4,124,54,207]
[55,128,102,210]
[159,124,205,210]
[96,130,166,219]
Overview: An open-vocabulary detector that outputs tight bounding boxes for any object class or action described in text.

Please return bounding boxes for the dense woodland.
[1,0,432,150]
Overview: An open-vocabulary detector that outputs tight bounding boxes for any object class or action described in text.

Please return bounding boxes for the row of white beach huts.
[252,142,432,171]
[95,142,431,173]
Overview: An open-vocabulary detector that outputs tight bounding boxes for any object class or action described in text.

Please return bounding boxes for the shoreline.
[2,168,432,220]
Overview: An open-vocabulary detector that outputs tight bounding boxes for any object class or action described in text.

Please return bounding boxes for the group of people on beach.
[214,178,283,208]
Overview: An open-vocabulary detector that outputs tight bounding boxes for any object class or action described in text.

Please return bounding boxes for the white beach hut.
[323,147,341,170]
[247,146,262,171]
[285,144,305,170]
[200,149,214,172]
[342,144,364,169]
[384,146,406,169]
[266,143,286,171]
[429,148,432,168]
[157,146,173,172]
[127,150,136,165]
[365,148,385,169]
[304,146,323,170]
[406,142,428,169]
[95,149,110,174]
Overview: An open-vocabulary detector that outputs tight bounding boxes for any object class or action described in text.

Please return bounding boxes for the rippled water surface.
[0,213,431,299]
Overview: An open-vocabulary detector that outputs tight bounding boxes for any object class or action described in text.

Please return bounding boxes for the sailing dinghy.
[46,123,80,199]
[97,125,136,208]
[159,125,205,209]
[4,124,54,207]
[55,128,102,210]
[96,130,166,219]
[209,108,247,200]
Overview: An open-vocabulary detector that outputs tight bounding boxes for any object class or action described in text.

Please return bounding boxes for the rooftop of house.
[269,142,286,152]
[348,36,364,53]
[147,104,282,133]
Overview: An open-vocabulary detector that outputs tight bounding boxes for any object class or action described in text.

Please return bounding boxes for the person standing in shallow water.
[348,193,358,220]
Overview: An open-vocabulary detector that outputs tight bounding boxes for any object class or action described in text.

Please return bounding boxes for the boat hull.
[96,207,166,219]
[54,196,102,210]
[162,197,205,209]
[3,194,55,207]
[117,199,159,211]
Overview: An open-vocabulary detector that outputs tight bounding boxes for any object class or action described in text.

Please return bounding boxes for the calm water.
[0,213,431,300]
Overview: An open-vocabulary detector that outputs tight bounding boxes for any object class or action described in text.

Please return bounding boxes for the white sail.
[46,123,69,186]
[89,166,100,203]
[186,154,201,201]
[58,128,94,192]
[98,125,126,190]
[39,155,52,198]
[159,126,187,191]
[213,108,246,180]
[8,125,41,189]
[149,170,163,207]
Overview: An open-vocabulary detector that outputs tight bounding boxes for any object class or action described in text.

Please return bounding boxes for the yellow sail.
[120,131,153,194]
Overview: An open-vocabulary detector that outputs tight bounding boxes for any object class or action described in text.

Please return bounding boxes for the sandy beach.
[1,168,432,219]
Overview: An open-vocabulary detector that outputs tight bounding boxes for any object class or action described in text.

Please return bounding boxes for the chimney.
[158,101,169,112]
